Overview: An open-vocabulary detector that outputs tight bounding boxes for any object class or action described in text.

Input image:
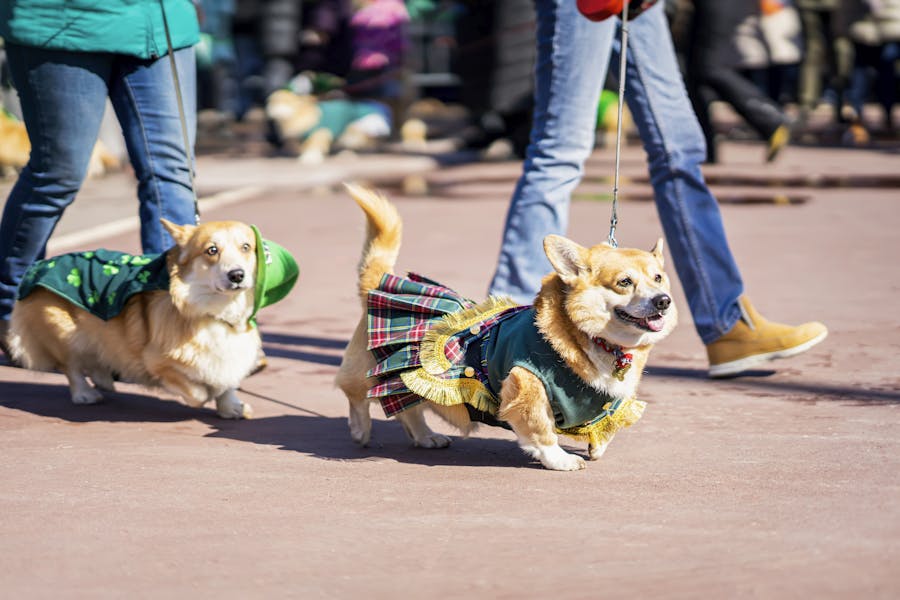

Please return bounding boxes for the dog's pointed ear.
[160,218,195,248]
[650,237,665,267]
[544,235,587,285]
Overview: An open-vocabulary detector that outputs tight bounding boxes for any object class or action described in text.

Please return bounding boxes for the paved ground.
[1,138,898,598]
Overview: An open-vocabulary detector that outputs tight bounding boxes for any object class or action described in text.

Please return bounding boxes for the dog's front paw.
[215,390,250,419]
[299,149,325,165]
[89,370,116,392]
[414,433,451,449]
[538,445,586,471]
[588,441,610,461]
[239,403,253,419]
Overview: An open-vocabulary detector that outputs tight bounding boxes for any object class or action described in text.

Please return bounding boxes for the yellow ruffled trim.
[399,368,497,413]
[418,296,520,375]
[557,398,646,447]
[399,296,519,413]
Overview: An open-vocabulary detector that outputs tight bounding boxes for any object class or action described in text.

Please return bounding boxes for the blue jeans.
[0,44,197,322]
[488,1,743,343]
[846,41,899,125]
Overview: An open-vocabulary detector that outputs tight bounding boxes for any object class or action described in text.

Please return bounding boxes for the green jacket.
[18,227,299,324]
[483,308,619,431]
[0,0,199,60]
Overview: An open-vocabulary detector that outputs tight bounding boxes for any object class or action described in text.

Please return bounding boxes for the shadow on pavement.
[261,332,347,350]
[261,332,347,367]
[206,413,540,469]
[647,365,900,405]
[0,381,205,422]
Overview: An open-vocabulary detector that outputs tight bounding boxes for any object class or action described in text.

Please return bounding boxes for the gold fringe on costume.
[418,296,519,375]
[557,398,646,447]
[400,369,498,413]
[400,297,519,413]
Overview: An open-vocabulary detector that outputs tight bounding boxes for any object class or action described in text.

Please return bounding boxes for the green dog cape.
[17,226,298,324]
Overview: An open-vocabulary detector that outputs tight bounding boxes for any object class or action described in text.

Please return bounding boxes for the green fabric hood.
[251,226,299,320]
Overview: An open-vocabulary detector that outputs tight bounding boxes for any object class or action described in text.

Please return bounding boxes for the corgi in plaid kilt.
[336,184,677,471]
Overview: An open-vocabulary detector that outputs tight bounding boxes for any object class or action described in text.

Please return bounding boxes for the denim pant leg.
[109,47,197,254]
[619,5,743,342]
[488,0,615,304]
[0,45,111,321]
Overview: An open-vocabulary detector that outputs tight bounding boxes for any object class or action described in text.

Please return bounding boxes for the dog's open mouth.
[216,282,248,293]
[615,307,665,332]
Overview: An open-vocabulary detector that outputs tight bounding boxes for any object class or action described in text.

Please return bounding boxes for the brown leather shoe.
[707,297,827,378]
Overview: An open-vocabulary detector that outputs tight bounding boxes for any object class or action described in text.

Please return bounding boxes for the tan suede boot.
[706,297,828,378]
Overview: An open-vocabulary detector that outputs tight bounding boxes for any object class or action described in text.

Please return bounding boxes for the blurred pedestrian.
[747,0,804,105]
[488,0,827,378]
[684,0,793,163]
[0,0,200,357]
[796,0,854,123]
[843,0,900,140]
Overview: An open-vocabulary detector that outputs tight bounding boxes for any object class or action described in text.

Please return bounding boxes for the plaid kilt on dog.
[365,273,526,417]
[364,273,647,446]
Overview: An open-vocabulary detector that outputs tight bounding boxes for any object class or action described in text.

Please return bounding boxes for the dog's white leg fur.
[348,396,373,446]
[336,321,377,446]
[499,367,585,471]
[394,404,451,449]
[215,388,252,419]
[66,365,104,405]
[588,436,615,461]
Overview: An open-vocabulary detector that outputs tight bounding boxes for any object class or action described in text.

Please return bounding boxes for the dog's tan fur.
[8,220,261,418]
[0,111,120,178]
[336,185,677,470]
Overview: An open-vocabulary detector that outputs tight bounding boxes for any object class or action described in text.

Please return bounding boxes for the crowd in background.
[188,0,899,159]
[2,0,898,162]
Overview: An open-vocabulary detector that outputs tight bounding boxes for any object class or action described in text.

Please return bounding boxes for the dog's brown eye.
[206,245,218,256]
[618,277,633,288]
[654,274,663,283]
[242,243,251,253]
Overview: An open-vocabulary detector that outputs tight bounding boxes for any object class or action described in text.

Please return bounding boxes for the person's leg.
[488,0,615,303]
[109,47,197,254]
[0,45,111,323]
[621,5,826,374]
[874,42,898,130]
[615,4,743,343]
[798,8,826,113]
[845,41,873,122]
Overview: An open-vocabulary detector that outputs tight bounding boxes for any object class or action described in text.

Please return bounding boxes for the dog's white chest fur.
[584,345,639,400]
[183,321,259,390]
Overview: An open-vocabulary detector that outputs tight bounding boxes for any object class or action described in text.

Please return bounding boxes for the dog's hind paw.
[350,426,371,447]
[72,387,104,405]
[414,433,451,449]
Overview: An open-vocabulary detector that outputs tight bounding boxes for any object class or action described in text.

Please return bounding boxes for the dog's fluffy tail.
[345,183,402,305]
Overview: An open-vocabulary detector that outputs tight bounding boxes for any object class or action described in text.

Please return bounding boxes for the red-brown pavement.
[1,140,898,598]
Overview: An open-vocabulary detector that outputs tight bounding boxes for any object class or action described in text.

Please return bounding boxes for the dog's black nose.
[653,293,671,311]
[227,268,245,284]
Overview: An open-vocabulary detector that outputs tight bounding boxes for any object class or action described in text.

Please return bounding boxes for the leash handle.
[160,0,200,223]
[608,2,630,249]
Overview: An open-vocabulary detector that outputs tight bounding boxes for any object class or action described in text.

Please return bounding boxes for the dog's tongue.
[642,315,665,332]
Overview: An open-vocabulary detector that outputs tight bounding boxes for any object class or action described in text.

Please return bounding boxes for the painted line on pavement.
[47,185,267,254]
